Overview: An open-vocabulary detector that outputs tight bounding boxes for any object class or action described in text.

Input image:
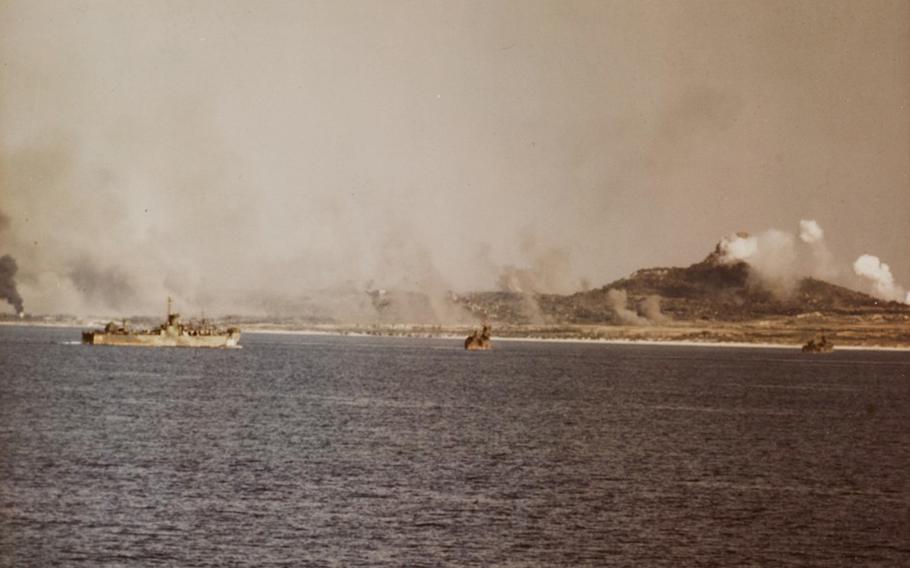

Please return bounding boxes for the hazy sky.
[1,0,908,316]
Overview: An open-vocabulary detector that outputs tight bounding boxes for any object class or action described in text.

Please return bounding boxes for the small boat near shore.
[465,324,493,350]
[801,334,833,353]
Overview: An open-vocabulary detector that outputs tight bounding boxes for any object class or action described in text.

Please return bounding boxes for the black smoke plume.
[0,254,24,314]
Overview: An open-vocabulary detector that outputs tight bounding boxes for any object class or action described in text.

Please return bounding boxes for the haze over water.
[2,1,909,317]
[1,326,908,566]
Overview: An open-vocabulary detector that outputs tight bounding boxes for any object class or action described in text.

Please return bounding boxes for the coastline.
[4,319,909,352]
[242,327,910,351]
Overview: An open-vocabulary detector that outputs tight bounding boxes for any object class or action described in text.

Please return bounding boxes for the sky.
[1,0,908,317]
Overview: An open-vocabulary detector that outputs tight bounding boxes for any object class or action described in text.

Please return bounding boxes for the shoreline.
[4,320,908,352]
[242,327,910,351]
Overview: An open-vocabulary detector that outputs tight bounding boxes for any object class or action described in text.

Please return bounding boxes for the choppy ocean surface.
[1,325,908,567]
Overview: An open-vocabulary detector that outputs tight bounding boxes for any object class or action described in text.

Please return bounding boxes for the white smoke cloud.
[716,220,839,296]
[718,229,798,295]
[853,254,907,303]
[606,289,649,325]
[799,219,824,243]
[799,219,836,280]
[747,229,799,287]
[639,295,669,323]
[606,289,671,325]
[718,233,758,262]
[715,219,910,304]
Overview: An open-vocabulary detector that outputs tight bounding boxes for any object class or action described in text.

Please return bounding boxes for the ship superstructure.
[82,298,240,348]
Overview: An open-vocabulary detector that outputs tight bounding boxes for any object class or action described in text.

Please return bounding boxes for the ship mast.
[167,296,172,319]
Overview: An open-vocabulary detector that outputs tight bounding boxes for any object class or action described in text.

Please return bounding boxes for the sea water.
[1,325,908,566]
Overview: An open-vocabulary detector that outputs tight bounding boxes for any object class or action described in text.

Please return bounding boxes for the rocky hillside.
[457,250,907,324]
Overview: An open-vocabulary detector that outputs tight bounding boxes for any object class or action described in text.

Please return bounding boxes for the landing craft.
[82,297,241,348]
[465,323,493,350]
[801,334,833,353]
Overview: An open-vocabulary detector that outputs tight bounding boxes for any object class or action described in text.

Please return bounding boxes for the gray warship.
[82,298,241,348]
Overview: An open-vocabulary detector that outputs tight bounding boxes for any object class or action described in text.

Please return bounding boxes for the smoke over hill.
[457,223,909,325]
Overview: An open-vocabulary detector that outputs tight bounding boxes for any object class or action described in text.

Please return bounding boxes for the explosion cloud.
[853,254,908,303]
[718,233,758,263]
[799,220,824,244]
[715,219,840,296]
[639,295,669,323]
[606,289,648,326]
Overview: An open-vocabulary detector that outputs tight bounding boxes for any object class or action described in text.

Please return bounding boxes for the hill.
[457,248,907,325]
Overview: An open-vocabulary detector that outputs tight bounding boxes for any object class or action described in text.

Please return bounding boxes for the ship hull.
[82,331,241,348]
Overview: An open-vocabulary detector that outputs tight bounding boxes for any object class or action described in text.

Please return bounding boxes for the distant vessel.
[801,334,833,353]
[465,324,493,350]
[82,298,240,348]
